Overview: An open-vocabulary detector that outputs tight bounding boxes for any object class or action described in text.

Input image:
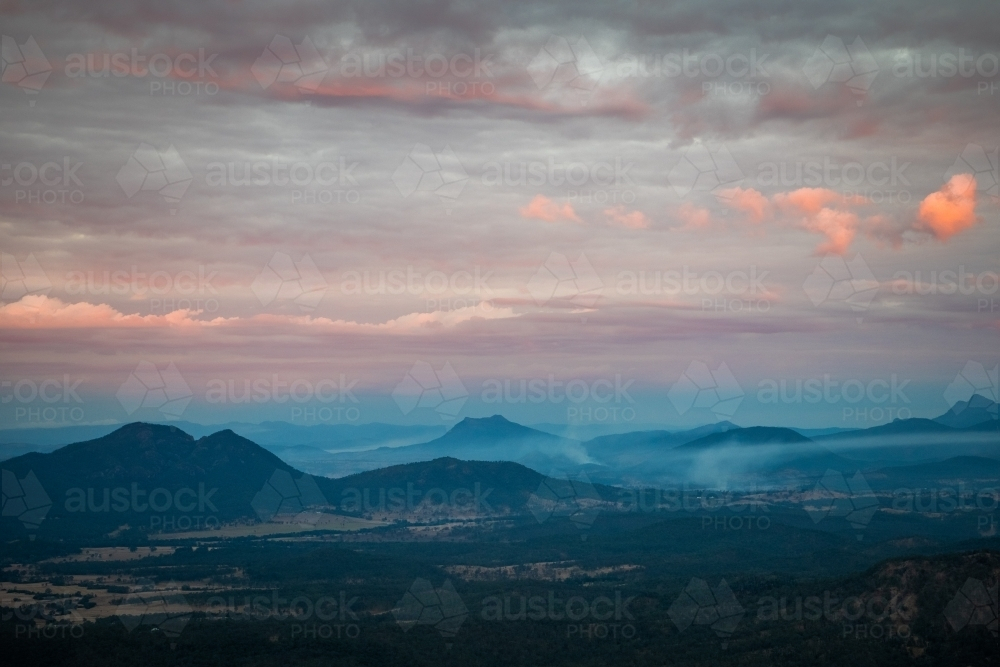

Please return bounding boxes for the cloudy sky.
[1,0,997,430]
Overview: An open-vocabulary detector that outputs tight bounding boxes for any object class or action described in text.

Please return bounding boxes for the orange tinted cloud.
[206,68,648,118]
[800,208,859,255]
[720,187,771,222]
[0,295,516,332]
[675,202,713,230]
[0,295,214,329]
[714,187,871,253]
[773,187,847,215]
[917,174,979,240]
[605,205,649,229]
[519,195,581,223]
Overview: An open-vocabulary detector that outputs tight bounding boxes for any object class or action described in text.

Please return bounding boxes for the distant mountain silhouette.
[0,423,297,538]
[934,394,999,428]
[583,420,739,450]
[319,415,589,475]
[809,413,998,464]
[4,413,996,543]
[0,441,63,462]
[677,426,812,450]
[865,455,1000,491]
[0,422,614,538]
[815,418,958,441]
[581,421,741,479]
[322,457,556,515]
[0,420,446,452]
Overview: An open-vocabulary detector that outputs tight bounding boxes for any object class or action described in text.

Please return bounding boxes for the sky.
[0,0,997,431]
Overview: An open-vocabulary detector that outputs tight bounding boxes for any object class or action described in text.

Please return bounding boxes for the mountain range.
[2,396,997,486]
[1,396,996,540]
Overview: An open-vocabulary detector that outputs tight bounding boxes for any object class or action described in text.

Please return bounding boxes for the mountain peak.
[204,428,239,438]
[447,414,526,436]
[461,414,513,425]
[110,422,194,439]
[679,426,811,450]
[934,393,999,428]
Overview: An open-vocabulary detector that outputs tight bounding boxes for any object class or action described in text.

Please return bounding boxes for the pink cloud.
[917,174,979,240]
[604,205,650,229]
[0,295,516,332]
[799,208,860,255]
[675,202,713,230]
[207,66,648,119]
[773,188,869,254]
[720,187,771,222]
[0,295,216,329]
[519,195,581,223]
[711,187,869,254]
[773,187,849,215]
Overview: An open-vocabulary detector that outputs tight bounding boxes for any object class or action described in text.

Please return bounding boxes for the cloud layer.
[0,0,997,427]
